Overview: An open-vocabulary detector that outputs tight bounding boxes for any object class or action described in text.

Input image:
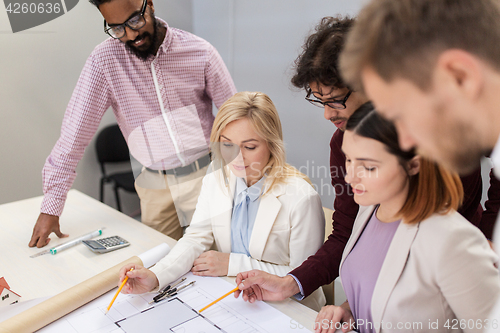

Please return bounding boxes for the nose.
[123,26,139,42]
[399,133,417,151]
[396,122,417,151]
[233,149,244,164]
[344,164,357,185]
[324,105,337,121]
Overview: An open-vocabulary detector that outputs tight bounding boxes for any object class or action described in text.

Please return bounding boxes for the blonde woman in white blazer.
[314,103,500,333]
[118,91,326,311]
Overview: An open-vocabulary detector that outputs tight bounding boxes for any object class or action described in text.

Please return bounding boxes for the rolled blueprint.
[0,243,170,333]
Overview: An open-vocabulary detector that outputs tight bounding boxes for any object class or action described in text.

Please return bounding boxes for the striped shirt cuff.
[41,196,65,217]
[288,274,306,301]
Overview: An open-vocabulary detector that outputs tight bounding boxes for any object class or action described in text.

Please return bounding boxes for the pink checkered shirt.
[41,19,236,216]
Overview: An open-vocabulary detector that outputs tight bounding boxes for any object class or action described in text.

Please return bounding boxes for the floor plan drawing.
[36,272,311,333]
[115,298,223,333]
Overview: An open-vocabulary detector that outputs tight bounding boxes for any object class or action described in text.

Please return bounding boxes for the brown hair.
[340,0,500,92]
[400,159,464,224]
[346,102,463,223]
[210,91,312,193]
[291,16,355,90]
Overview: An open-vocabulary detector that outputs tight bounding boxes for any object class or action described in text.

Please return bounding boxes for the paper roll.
[0,242,172,333]
[0,256,142,333]
[138,242,171,268]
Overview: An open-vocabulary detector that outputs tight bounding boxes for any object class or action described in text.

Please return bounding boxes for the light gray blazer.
[340,205,500,333]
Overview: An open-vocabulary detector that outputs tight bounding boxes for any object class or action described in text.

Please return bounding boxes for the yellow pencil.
[198,286,240,313]
[106,268,134,314]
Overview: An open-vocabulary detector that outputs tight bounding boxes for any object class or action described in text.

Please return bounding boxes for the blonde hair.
[210,91,311,193]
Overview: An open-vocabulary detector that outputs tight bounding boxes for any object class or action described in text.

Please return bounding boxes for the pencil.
[105,267,134,314]
[198,286,240,313]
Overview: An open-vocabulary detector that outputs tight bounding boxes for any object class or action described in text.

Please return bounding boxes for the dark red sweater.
[290,129,500,297]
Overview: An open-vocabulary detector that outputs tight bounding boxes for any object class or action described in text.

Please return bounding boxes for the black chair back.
[95,124,130,165]
[95,124,137,212]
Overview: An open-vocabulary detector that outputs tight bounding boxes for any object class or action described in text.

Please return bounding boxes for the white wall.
[0,0,192,216]
[1,0,364,213]
[1,0,493,216]
[192,0,365,208]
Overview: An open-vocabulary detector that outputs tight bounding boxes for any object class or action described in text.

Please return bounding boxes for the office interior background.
[0,0,493,216]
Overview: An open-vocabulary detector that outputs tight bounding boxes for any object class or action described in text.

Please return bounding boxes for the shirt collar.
[235,176,266,202]
[491,135,500,179]
[155,18,172,56]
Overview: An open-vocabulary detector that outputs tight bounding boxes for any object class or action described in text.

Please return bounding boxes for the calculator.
[82,236,130,253]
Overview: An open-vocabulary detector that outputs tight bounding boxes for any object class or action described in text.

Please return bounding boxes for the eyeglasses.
[305,89,352,110]
[104,0,147,39]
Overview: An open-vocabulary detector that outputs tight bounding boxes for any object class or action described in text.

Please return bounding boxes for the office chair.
[95,124,137,212]
[322,207,336,305]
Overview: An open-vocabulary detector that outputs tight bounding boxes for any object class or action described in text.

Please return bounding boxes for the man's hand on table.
[29,213,68,248]
[234,270,300,303]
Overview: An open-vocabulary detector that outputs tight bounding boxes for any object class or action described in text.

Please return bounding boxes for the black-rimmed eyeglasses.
[305,89,352,110]
[104,0,147,39]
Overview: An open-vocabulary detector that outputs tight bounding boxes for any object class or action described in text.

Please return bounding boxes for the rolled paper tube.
[0,256,143,333]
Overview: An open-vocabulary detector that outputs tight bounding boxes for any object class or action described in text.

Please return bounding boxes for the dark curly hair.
[291,16,354,90]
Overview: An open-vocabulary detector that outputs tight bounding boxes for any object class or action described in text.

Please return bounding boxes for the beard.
[329,116,349,131]
[439,142,487,175]
[125,14,159,60]
[422,119,486,175]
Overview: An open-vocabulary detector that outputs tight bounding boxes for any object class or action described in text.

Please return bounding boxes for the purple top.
[341,207,400,333]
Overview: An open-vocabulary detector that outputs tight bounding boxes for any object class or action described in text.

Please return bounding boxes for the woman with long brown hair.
[316,102,500,333]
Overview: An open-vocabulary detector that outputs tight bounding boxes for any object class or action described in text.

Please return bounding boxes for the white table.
[0,190,318,330]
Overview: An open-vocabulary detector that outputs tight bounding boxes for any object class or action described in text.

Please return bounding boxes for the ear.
[147,0,154,13]
[406,156,420,176]
[435,49,484,102]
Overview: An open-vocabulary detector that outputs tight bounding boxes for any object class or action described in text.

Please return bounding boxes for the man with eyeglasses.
[234,16,500,329]
[28,0,236,248]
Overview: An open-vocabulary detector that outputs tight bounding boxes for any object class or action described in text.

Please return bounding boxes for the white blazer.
[150,168,326,310]
[340,205,500,333]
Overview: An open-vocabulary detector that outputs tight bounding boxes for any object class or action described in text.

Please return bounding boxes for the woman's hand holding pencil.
[117,264,159,295]
[106,267,134,313]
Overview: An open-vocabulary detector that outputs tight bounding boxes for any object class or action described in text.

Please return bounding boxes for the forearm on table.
[150,229,212,288]
[228,253,292,277]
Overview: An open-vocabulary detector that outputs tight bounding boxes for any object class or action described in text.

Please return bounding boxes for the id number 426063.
[6,2,61,14]
[444,319,498,330]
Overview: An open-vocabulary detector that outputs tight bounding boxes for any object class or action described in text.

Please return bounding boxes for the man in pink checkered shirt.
[29,0,236,248]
